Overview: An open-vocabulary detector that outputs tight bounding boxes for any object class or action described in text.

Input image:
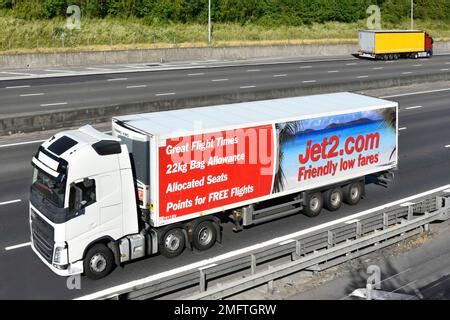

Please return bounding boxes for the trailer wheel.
[303,192,323,217]
[83,243,115,280]
[394,54,399,60]
[343,182,363,205]
[324,188,343,212]
[192,221,217,251]
[160,228,185,258]
[388,54,394,60]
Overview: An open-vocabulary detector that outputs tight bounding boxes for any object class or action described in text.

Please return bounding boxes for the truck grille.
[31,209,55,263]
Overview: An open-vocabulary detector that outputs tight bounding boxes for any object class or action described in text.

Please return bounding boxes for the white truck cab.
[30,125,139,278]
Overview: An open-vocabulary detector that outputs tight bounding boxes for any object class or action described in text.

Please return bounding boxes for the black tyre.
[303,192,323,217]
[394,54,399,60]
[160,228,185,258]
[83,243,115,280]
[192,221,217,251]
[343,182,363,205]
[388,54,394,60]
[324,188,343,212]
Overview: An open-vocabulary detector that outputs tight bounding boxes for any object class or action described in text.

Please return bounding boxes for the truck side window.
[69,179,96,210]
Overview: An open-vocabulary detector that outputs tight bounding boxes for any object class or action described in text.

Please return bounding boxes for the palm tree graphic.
[272,120,304,193]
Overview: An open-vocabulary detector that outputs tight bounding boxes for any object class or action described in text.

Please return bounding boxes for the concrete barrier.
[1,41,449,69]
[1,71,449,136]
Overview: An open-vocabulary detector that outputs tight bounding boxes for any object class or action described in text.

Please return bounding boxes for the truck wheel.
[83,243,115,280]
[303,192,323,217]
[160,228,185,258]
[343,182,363,205]
[388,54,394,60]
[193,221,217,251]
[324,188,343,212]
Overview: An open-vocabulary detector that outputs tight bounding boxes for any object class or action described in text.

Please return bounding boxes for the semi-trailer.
[29,92,398,279]
[357,30,434,60]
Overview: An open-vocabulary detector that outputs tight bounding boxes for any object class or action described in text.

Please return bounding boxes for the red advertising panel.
[158,125,274,221]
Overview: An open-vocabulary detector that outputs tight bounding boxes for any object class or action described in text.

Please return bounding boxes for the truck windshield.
[31,168,66,208]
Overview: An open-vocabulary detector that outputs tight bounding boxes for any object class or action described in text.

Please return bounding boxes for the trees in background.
[1,0,449,24]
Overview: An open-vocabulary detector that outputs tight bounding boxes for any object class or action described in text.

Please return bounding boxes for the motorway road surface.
[0,55,449,115]
[0,88,449,299]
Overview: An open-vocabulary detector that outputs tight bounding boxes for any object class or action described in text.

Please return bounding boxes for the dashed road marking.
[20,93,44,97]
[40,102,68,107]
[0,199,21,206]
[405,106,422,110]
[5,242,31,251]
[126,85,147,89]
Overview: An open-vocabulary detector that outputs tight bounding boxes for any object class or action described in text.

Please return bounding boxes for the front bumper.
[31,242,83,277]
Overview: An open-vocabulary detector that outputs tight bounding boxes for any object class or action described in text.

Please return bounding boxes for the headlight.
[53,243,68,266]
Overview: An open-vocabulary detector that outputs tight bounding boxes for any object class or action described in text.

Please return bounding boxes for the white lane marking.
[76,184,450,300]
[5,242,31,251]
[0,139,46,148]
[327,70,339,73]
[445,62,450,65]
[211,79,229,82]
[0,71,37,76]
[45,69,77,73]
[413,64,422,67]
[380,88,450,98]
[445,145,450,148]
[373,67,384,70]
[0,199,21,206]
[187,73,205,76]
[40,102,68,107]
[240,85,256,89]
[246,69,261,72]
[441,68,449,71]
[346,63,357,66]
[20,93,44,97]
[300,66,312,69]
[107,78,128,81]
[405,106,422,110]
[122,65,146,69]
[5,85,31,89]
[0,130,112,148]
[85,67,112,71]
[155,92,175,96]
[126,85,147,89]
[273,74,287,77]
[399,127,407,131]
[302,80,316,83]
[402,72,413,75]
[357,75,369,79]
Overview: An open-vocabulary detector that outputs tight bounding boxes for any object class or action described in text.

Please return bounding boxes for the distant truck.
[357,30,434,60]
[29,92,398,279]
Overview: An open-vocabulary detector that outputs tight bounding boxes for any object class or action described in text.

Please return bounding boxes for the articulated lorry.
[358,30,434,60]
[29,92,398,279]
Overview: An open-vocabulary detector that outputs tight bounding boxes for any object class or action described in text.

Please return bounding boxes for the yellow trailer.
[358,30,434,60]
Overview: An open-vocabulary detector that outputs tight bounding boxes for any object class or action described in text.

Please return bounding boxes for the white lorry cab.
[29,92,398,279]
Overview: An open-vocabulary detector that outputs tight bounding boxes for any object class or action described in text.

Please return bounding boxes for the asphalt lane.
[0,89,449,299]
[0,55,449,115]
